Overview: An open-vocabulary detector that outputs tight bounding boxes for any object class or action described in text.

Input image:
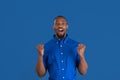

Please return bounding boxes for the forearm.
[36,55,46,77]
[78,56,88,75]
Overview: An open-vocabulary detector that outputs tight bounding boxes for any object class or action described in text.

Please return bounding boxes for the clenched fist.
[36,44,44,56]
[77,44,86,58]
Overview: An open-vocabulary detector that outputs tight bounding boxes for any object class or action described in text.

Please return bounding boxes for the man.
[36,16,88,80]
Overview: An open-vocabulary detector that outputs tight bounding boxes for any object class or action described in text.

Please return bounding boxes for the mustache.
[57,28,64,30]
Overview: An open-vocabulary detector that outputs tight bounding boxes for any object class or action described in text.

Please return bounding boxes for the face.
[53,17,68,38]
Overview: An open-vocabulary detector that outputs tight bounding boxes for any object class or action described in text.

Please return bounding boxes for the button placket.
[61,52,65,79]
[58,40,65,79]
[60,54,65,79]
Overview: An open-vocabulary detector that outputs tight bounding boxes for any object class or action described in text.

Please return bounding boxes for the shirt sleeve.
[76,51,80,67]
[75,44,80,67]
[43,47,48,69]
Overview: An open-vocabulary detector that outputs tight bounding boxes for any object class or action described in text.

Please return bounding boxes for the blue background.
[0,0,120,80]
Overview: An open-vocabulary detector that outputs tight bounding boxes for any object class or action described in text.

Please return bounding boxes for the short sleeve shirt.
[43,35,80,80]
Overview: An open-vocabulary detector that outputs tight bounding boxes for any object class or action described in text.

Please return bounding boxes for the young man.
[36,16,88,80]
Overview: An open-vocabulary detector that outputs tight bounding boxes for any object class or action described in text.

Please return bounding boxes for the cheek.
[64,27,68,31]
[64,25,68,29]
[53,26,57,30]
[53,28,58,32]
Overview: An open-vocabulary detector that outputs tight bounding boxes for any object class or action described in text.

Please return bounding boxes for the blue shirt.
[43,35,80,80]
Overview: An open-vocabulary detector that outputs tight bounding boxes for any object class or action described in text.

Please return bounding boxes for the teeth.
[59,29,63,31]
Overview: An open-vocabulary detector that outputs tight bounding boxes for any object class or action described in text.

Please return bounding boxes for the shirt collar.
[53,34,69,44]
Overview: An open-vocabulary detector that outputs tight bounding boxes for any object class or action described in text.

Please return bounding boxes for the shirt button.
[62,68,64,70]
[56,42,58,44]
[62,76,64,79]
[61,60,64,63]
[61,52,63,54]
[60,45,62,47]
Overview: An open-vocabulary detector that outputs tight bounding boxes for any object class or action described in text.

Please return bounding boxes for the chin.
[57,33,65,38]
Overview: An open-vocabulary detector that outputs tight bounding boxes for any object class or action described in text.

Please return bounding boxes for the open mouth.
[58,28,64,32]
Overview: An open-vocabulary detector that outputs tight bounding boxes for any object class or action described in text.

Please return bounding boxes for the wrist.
[38,54,43,57]
[78,54,85,59]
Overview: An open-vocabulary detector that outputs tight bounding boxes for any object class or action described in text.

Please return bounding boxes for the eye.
[55,22,67,26]
[62,22,67,25]
[55,23,60,26]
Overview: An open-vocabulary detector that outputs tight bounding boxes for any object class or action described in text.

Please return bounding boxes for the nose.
[58,26,62,28]
[58,23,63,28]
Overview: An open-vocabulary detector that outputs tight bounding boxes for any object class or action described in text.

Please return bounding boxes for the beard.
[56,33,66,39]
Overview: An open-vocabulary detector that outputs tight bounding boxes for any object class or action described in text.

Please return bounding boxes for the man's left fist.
[77,44,86,57]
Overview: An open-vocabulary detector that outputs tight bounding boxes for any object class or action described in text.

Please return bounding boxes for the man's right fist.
[36,44,44,56]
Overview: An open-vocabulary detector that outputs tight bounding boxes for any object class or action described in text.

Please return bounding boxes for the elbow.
[36,72,45,77]
[80,69,87,75]
[79,66,88,75]
[80,71,87,75]
[36,67,46,77]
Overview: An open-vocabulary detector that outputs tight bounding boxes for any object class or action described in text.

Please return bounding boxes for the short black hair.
[54,15,68,23]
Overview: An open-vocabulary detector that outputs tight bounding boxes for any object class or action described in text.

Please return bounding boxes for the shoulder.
[44,39,54,51]
[67,38,79,55]
[67,38,79,47]
[65,38,79,51]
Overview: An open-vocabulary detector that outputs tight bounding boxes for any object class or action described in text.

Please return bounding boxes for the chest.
[47,43,76,65]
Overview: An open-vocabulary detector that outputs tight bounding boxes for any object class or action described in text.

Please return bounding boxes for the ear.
[66,25,69,30]
[53,25,55,30]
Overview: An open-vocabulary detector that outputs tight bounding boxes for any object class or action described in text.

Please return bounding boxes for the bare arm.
[36,44,46,77]
[77,44,88,75]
